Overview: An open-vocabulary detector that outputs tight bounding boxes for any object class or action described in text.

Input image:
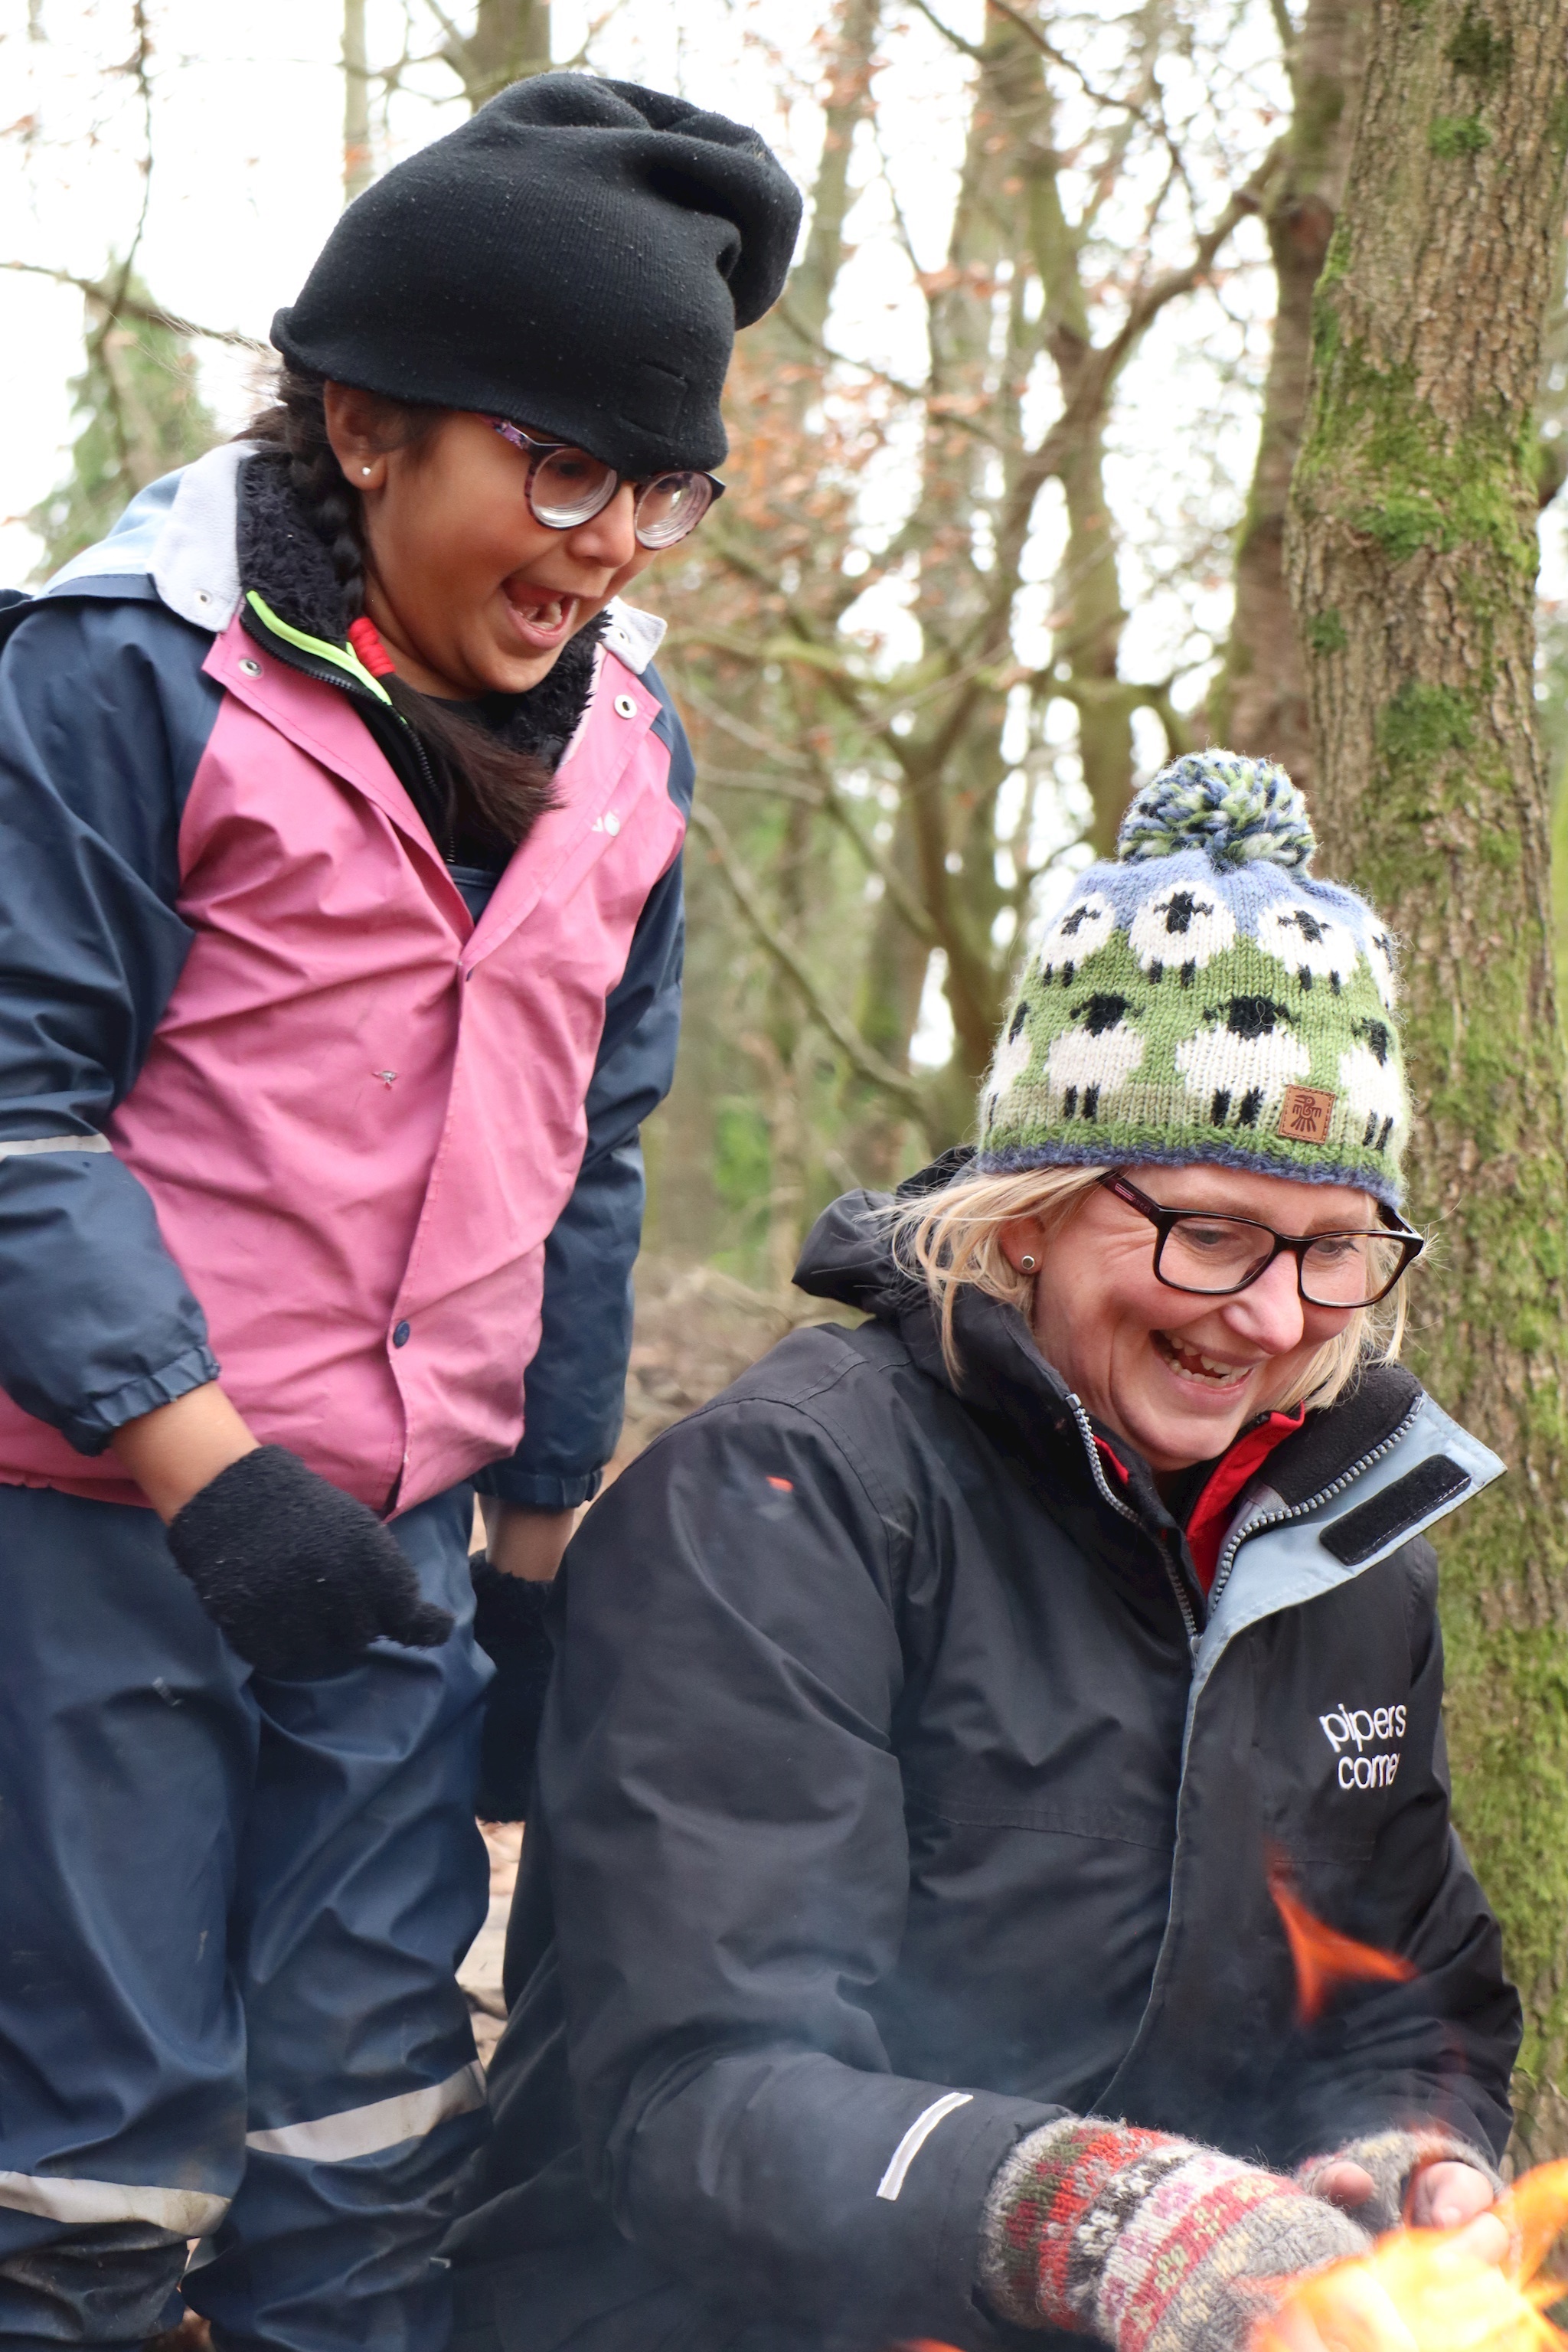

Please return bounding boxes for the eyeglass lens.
[527,446,714,547]
[1158,1216,1406,1307]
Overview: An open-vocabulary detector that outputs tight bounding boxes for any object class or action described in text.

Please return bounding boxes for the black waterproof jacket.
[447,1187,1520,2352]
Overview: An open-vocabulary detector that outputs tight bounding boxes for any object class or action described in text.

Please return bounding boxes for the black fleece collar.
[234,453,606,776]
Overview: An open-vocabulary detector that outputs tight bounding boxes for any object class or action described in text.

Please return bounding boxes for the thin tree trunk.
[342,0,374,204]
[1285,0,1568,2157]
[443,0,550,109]
[1213,0,1367,783]
[779,0,881,367]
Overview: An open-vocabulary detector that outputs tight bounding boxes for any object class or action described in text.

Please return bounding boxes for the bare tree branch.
[983,0,1155,121]
[978,134,1284,666]
[903,0,984,60]
[1268,0,1298,64]
[687,801,934,1132]
[0,261,270,354]
[89,0,158,485]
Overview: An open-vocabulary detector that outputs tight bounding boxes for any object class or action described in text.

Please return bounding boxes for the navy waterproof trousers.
[0,1479,491,2352]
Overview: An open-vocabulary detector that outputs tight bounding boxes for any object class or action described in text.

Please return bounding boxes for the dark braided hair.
[245,368,559,858]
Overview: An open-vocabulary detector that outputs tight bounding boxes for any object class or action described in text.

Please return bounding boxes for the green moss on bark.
[1444,5,1513,85]
[1429,112,1492,153]
[1298,338,1537,573]
[1377,680,1475,766]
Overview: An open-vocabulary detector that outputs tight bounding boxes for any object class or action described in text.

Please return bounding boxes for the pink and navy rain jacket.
[0,443,691,1515]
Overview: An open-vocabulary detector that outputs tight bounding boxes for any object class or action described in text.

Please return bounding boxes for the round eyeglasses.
[488,418,724,549]
[1097,1172,1423,1310]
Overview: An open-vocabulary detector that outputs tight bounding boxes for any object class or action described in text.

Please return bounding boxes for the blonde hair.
[890,1164,1407,1413]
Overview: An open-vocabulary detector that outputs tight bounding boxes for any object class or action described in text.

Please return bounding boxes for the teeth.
[1162,1334,1249,1383]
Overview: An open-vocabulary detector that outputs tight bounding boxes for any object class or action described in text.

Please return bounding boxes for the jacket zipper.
[243,616,446,834]
[1064,1393,1200,1655]
[1205,1393,1426,1618]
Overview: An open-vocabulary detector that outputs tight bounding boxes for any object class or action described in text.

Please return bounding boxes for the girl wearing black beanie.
[0,74,799,2352]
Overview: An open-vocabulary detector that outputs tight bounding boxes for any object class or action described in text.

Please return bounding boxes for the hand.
[1311,2157,1501,2255]
[1263,2187,1511,2352]
[482,1499,578,1583]
[1406,2161,1499,2237]
[166,1446,454,1676]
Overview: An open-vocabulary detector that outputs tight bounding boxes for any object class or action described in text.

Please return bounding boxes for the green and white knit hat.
[977,752,1407,1205]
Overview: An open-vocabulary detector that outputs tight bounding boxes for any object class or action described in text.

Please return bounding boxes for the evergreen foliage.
[28,273,217,579]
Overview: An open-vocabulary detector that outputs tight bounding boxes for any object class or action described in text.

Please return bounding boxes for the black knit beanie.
[272,74,802,477]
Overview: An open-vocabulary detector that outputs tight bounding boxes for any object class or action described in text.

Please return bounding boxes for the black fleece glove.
[167,1446,454,1677]
[469,1557,556,1821]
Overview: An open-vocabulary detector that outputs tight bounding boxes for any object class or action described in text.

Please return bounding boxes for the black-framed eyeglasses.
[1097,1172,1423,1309]
[488,418,725,548]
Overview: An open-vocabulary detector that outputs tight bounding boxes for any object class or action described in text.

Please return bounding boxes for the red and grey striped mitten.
[1295,2128,1504,2236]
[979,2119,1370,2352]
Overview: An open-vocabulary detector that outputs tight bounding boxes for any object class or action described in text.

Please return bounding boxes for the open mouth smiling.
[1152,1330,1259,1388]
[501,584,580,645]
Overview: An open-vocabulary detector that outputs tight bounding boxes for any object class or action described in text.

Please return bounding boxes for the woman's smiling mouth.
[1152,1330,1258,1387]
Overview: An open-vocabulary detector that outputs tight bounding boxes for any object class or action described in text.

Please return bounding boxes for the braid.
[288,430,366,620]
[242,366,562,857]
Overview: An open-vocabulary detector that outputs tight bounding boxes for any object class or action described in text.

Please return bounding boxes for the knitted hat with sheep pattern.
[977,753,1408,1205]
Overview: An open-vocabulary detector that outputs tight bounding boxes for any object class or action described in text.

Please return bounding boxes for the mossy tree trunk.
[1285,0,1568,2157]
[1212,0,1367,782]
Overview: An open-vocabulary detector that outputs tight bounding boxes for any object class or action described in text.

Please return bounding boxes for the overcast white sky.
[2,3,1560,653]
[0,0,978,580]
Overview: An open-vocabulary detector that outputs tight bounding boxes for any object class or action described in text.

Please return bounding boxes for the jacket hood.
[793,1156,1081,1424]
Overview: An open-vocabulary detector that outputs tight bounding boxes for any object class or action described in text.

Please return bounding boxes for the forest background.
[5,0,1568,2151]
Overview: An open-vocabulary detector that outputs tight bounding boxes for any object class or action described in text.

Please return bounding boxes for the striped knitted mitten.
[979,2118,1371,2352]
[1295,2128,1504,2236]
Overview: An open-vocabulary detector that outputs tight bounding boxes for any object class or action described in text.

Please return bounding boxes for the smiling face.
[1005,1163,1374,1475]
[323,387,662,698]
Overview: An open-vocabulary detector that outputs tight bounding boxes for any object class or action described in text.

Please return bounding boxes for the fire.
[1257,2161,1568,2352]
[1267,1854,1418,2024]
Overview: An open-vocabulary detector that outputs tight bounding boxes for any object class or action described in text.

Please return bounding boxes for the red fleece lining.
[1093,1434,1131,1485]
[1184,1407,1305,1591]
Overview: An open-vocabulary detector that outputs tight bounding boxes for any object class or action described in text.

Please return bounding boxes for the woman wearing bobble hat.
[448,754,1519,2352]
[0,75,799,2352]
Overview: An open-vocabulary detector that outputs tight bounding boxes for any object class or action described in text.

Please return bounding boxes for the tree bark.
[342,0,374,204]
[1212,0,1367,784]
[443,0,550,109]
[1285,0,1568,2156]
[779,0,881,366]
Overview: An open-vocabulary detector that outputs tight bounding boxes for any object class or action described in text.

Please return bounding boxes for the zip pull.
[347,616,397,678]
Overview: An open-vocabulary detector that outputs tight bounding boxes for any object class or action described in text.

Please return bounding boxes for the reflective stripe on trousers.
[0,2059,489,2246]
[245,2061,488,2164]
[0,1479,492,2352]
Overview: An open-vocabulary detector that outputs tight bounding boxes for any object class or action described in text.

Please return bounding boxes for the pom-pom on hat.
[978,752,1408,1204]
[273,74,803,479]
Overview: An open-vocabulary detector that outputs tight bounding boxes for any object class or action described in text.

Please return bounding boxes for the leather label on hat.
[1277,1084,1336,1144]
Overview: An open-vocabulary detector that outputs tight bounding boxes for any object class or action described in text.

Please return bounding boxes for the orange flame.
[1267,1854,1419,2024]
[1256,2161,1568,2352]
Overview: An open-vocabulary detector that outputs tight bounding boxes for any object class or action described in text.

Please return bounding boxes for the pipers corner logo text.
[1319,1700,1406,1789]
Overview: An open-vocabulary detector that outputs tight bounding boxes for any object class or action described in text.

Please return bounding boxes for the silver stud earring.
[1020,1254,1037,1271]
[361,465,372,476]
